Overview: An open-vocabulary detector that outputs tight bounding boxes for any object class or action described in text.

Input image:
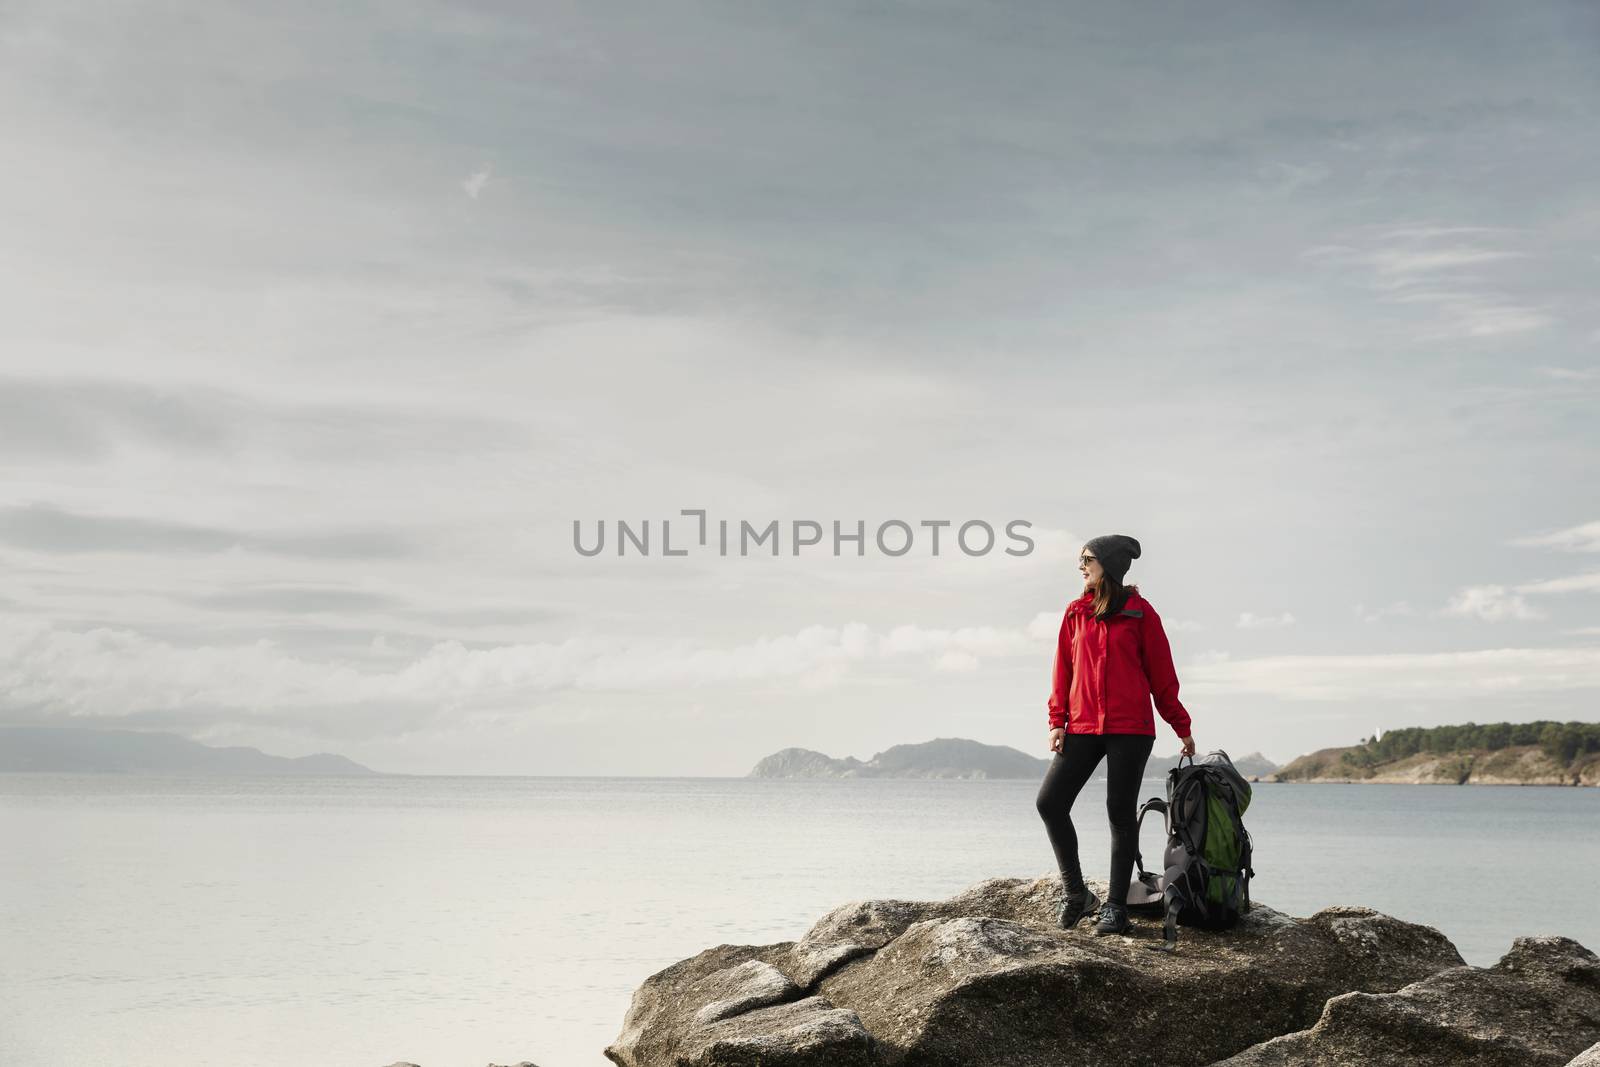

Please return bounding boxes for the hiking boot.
[1056,887,1101,930]
[1091,900,1131,937]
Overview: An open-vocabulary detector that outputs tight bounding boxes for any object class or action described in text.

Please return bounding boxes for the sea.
[3,773,1597,1067]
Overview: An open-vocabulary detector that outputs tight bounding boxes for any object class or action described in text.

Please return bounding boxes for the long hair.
[1085,572,1141,620]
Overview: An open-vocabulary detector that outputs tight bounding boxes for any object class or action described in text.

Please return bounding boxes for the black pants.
[1034,732,1155,906]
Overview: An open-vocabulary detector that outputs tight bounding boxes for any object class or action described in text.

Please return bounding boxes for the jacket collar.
[1069,589,1144,618]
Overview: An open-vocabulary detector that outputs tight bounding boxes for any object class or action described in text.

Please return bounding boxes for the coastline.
[1262,777,1598,787]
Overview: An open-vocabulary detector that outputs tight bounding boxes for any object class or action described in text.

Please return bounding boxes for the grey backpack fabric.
[1131,749,1255,952]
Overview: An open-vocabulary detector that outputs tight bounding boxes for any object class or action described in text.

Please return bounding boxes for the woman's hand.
[1179,734,1196,757]
[1048,727,1065,754]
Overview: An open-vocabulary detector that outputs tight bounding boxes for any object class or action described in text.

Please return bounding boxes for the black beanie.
[1083,534,1142,584]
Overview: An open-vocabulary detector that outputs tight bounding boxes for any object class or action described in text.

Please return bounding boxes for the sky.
[1,0,1597,775]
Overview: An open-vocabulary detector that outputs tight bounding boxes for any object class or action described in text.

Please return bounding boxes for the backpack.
[1130,750,1256,952]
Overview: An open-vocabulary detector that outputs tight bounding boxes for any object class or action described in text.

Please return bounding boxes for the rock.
[605,942,874,1067]
[606,875,1467,1066]
[1569,1041,1600,1065]
[690,960,801,1026]
[1212,935,1600,1066]
[678,995,874,1066]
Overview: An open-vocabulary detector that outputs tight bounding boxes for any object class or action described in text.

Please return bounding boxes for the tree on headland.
[1338,720,1600,771]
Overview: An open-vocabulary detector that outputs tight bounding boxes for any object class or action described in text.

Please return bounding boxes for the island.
[749,738,1278,780]
[1268,721,1600,786]
[749,738,1047,779]
[1155,750,1278,778]
[0,726,380,776]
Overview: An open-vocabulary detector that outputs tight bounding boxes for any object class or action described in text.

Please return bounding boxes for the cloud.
[1184,645,1600,701]
[1236,611,1295,629]
[934,650,980,672]
[0,503,412,559]
[0,615,1054,737]
[1256,161,1329,195]
[462,165,492,199]
[185,587,408,614]
[0,376,233,460]
[1440,584,1543,621]
[1515,572,1600,595]
[1357,600,1415,622]
[1366,247,1525,277]
[1303,227,1552,339]
[1535,366,1600,382]
[0,376,527,464]
[1512,520,1600,553]
[1387,291,1553,338]
[10,602,1600,746]
[1027,610,1061,640]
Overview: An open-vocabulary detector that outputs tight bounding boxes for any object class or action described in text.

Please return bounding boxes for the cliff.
[1270,743,1600,787]
[605,874,1600,1066]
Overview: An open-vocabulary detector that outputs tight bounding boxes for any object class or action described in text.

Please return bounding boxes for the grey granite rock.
[1568,1040,1600,1066]
[1212,935,1600,1066]
[606,875,1468,1066]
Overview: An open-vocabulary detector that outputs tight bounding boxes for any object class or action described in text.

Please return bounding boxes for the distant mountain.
[0,727,379,776]
[1154,750,1279,778]
[750,737,1050,779]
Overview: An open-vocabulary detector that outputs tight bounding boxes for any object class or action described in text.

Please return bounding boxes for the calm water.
[3,774,1597,1067]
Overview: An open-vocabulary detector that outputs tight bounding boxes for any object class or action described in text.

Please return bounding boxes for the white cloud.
[1376,226,1513,241]
[1516,571,1600,595]
[1027,610,1062,640]
[461,165,492,199]
[1535,366,1600,382]
[1304,228,1552,339]
[1186,645,1600,701]
[1440,584,1544,621]
[934,650,980,672]
[1512,520,1600,553]
[1366,247,1525,277]
[1357,600,1415,622]
[0,615,1052,732]
[1236,611,1295,629]
[1408,296,1552,339]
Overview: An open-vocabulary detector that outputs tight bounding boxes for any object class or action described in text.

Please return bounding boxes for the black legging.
[1034,732,1156,906]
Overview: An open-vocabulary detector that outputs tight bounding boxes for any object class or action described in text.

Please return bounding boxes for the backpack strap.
[1153,775,1207,953]
[1133,797,1167,878]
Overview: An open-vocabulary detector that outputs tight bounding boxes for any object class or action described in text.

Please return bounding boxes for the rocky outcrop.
[748,747,867,778]
[1270,744,1598,786]
[1212,935,1600,1066]
[604,875,1474,1066]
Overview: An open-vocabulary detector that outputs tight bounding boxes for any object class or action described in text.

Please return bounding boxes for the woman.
[1034,533,1196,936]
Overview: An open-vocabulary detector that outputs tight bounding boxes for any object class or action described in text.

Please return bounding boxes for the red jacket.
[1049,590,1192,738]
